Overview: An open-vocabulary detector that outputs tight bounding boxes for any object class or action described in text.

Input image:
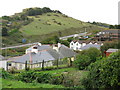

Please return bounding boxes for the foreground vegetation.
[2,67,88,88]
[2,78,64,88]
[1,49,120,89]
[83,51,120,88]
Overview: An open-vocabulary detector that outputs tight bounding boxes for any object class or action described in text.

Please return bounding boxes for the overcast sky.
[1,0,119,25]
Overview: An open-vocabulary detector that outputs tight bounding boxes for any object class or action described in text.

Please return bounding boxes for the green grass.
[2,78,64,88]
[20,13,91,36]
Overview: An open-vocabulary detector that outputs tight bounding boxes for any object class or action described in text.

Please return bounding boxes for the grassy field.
[2,78,64,88]
[20,13,91,36]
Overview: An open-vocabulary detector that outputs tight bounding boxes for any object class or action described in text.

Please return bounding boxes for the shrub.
[82,51,120,88]
[51,74,64,85]
[17,70,36,83]
[74,55,91,70]
[1,69,13,79]
[35,73,53,83]
[80,47,101,62]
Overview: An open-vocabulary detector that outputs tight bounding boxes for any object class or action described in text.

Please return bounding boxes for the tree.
[2,27,8,36]
[42,7,52,13]
[117,25,120,29]
[42,60,44,70]
[52,36,60,43]
[60,40,69,47]
[82,51,120,88]
[67,37,74,42]
[109,25,115,29]
[80,47,101,62]
[2,16,11,21]
[74,54,91,70]
[25,61,29,71]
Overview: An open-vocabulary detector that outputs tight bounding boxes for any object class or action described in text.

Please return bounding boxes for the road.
[59,32,87,40]
[1,42,39,50]
[1,32,87,50]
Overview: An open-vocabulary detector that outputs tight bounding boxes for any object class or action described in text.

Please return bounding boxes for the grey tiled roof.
[72,40,103,44]
[80,44,101,50]
[47,49,64,59]
[13,51,55,64]
[59,45,76,58]
[103,29,120,34]
[13,45,76,64]
[0,55,5,60]
[106,49,119,52]
[26,45,51,51]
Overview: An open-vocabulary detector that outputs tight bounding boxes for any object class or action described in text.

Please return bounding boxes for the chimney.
[38,42,41,46]
[31,46,38,53]
[52,43,61,52]
[58,43,61,49]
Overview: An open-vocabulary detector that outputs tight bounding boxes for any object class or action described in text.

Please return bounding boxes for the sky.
[0,0,120,25]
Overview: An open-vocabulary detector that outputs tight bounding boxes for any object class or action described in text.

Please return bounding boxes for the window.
[71,43,74,45]
[76,47,78,50]
[8,63,11,66]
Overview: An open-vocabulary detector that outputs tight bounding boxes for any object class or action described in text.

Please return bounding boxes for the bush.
[74,55,91,70]
[82,51,120,88]
[17,71,53,84]
[35,73,52,83]
[18,70,36,83]
[1,69,13,79]
[80,47,101,62]
[51,74,64,85]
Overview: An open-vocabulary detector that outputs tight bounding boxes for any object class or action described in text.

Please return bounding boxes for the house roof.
[12,44,76,64]
[26,45,51,51]
[0,55,5,60]
[12,50,56,64]
[106,49,119,53]
[59,45,76,58]
[103,29,120,34]
[72,40,103,44]
[80,44,101,50]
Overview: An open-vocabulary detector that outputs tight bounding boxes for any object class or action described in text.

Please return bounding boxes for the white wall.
[0,61,7,70]
[70,40,103,51]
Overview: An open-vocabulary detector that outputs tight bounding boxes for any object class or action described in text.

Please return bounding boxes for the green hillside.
[20,13,90,35]
[1,7,106,46]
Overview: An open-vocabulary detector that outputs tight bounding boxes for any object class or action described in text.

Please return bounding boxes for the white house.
[70,40,103,51]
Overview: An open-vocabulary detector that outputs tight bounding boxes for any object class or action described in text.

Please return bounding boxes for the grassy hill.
[2,7,106,46]
[20,13,91,35]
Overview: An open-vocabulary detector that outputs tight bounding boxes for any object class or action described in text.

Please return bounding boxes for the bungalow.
[9,43,76,70]
[70,40,103,51]
[105,48,119,57]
